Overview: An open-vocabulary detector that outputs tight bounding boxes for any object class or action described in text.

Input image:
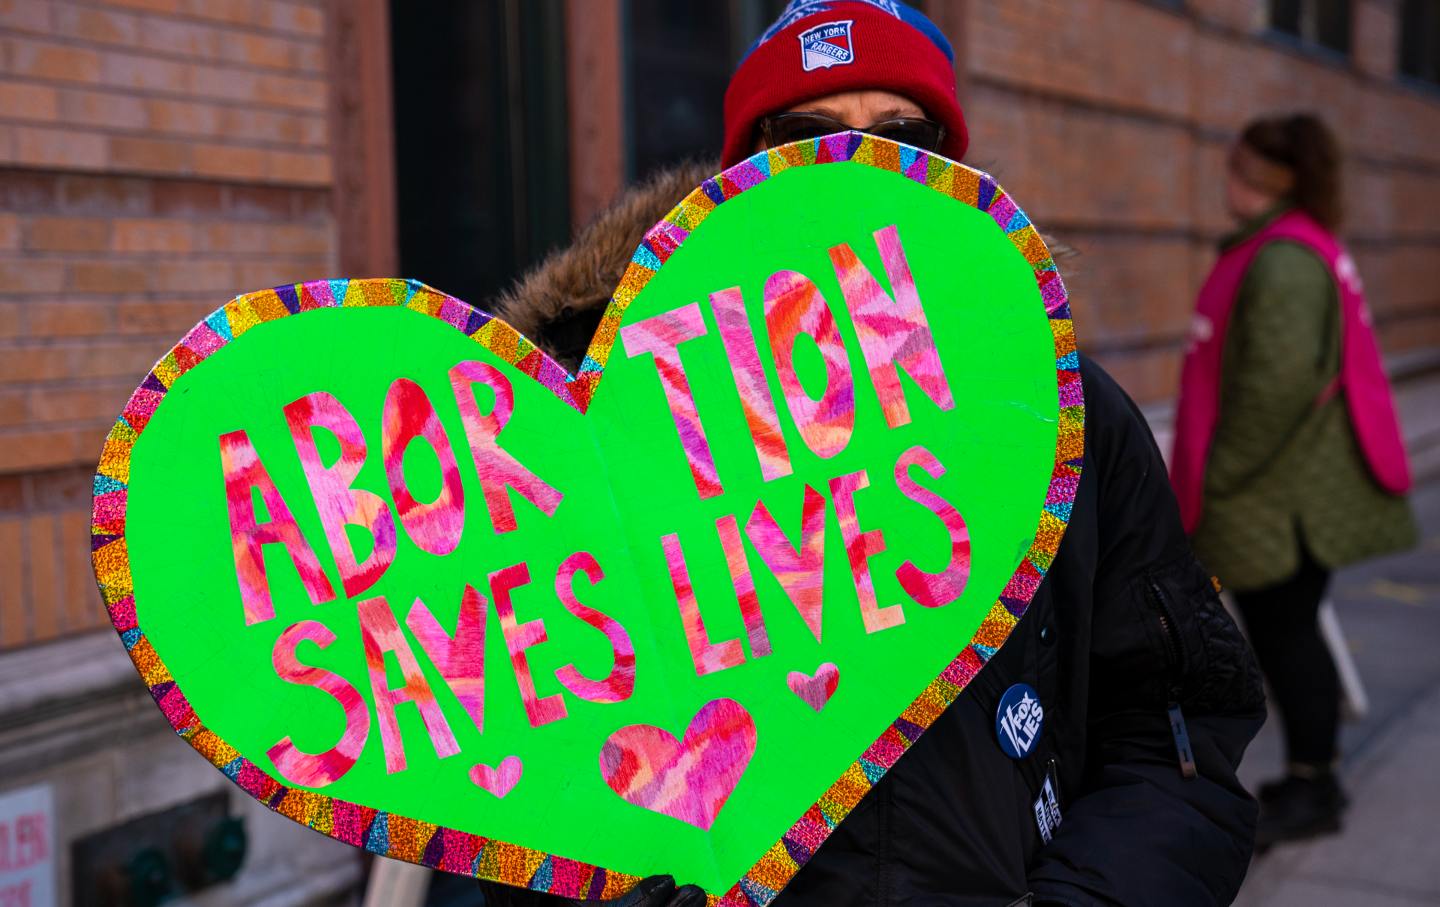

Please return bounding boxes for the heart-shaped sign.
[92,134,1081,903]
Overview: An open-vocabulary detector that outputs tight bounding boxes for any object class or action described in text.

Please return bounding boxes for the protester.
[483,2,1264,904]
[1170,113,1417,851]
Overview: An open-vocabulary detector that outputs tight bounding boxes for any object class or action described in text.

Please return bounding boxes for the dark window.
[390,0,571,306]
[1400,0,1440,85]
[624,0,788,179]
[1269,0,1352,55]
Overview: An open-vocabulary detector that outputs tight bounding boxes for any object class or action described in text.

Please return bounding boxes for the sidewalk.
[1229,367,1440,906]
[1235,683,1440,905]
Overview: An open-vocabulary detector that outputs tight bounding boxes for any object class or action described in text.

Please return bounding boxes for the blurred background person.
[1170,113,1417,851]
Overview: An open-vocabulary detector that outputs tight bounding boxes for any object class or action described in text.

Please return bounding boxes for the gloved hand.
[595,875,705,907]
[479,874,706,907]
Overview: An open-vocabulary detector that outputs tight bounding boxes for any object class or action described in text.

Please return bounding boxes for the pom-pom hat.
[722,0,969,167]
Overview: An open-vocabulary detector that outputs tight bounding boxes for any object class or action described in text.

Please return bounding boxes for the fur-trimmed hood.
[486,156,1077,372]
[488,159,719,371]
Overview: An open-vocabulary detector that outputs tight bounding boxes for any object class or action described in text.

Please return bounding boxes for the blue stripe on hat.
[740,0,953,66]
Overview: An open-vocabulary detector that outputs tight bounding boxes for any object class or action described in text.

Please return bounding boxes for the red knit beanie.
[722,0,968,167]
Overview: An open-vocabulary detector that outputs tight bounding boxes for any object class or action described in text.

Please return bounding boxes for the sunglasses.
[760,112,946,152]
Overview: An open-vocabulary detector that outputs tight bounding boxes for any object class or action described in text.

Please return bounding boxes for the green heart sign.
[92,134,1082,903]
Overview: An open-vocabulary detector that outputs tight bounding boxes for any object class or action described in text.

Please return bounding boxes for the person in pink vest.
[1171,113,1416,850]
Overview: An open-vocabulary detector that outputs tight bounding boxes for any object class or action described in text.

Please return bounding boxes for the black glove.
[479,874,706,907]
[607,876,706,907]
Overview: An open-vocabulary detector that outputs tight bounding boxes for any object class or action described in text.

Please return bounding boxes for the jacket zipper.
[1147,580,1198,780]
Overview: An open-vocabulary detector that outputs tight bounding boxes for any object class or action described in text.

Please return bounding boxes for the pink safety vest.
[1170,209,1412,534]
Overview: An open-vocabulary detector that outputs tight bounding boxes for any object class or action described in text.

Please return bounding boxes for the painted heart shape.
[92,133,1082,902]
[599,699,757,830]
[787,663,840,712]
[470,755,523,798]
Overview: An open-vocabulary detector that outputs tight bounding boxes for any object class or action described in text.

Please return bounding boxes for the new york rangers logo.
[798,19,855,71]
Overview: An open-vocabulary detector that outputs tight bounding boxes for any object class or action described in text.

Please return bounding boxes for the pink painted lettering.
[715,514,770,658]
[266,620,370,787]
[553,552,636,704]
[490,563,568,728]
[830,469,905,633]
[894,445,971,607]
[405,585,487,734]
[831,225,955,428]
[710,286,792,481]
[620,302,724,498]
[764,270,856,459]
[358,595,459,774]
[381,378,466,556]
[284,392,397,599]
[450,361,563,534]
[744,485,828,643]
[219,429,334,624]
[661,532,746,676]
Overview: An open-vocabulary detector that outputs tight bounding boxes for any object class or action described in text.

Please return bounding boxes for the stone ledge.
[0,629,364,906]
[177,842,362,907]
[0,629,159,781]
[0,629,138,727]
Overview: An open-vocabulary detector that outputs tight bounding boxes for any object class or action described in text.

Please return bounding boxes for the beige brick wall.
[942,0,1440,402]
[0,0,337,649]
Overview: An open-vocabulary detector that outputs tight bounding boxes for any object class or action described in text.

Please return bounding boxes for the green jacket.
[1191,209,1417,591]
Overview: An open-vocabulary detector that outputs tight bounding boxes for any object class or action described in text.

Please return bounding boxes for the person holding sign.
[482,2,1265,904]
[1172,114,1416,850]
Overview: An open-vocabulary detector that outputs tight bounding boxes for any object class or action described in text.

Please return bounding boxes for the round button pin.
[996,683,1044,760]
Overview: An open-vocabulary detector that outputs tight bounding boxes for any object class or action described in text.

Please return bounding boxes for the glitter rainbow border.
[91,132,1084,905]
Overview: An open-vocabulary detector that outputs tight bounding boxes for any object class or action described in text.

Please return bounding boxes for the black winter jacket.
[480,163,1266,907]
[777,357,1265,906]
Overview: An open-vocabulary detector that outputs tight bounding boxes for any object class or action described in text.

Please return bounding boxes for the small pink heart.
[469,755,523,798]
[788,662,840,712]
[599,698,757,830]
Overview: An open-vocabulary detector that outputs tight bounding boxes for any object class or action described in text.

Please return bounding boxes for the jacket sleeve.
[1028,359,1266,907]
[1205,242,1337,496]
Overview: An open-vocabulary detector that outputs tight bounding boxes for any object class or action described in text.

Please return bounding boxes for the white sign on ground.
[0,784,54,907]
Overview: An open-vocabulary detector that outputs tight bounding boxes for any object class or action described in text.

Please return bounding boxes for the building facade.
[951,0,1440,400]
[0,1,359,903]
[0,0,1436,903]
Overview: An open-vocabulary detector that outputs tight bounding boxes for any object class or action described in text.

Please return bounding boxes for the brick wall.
[935,0,1440,403]
[4,0,1438,647]
[0,0,336,648]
